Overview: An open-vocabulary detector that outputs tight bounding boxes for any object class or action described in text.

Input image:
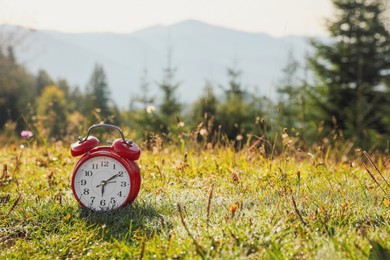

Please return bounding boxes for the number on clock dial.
[73,156,131,211]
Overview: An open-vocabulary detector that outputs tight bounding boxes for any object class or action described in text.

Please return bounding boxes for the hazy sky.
[0,0,334,36]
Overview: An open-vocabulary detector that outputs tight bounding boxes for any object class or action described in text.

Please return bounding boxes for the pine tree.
[277,51,302,130]
[309,0,390,148]
[159,53,181,119]
[192,81,217,123]
[0,46,36,130]
[128,69,159,142]
[217,64,250,140]
[132,69,154,110]
[191,82,218,142]
[85,64,112,124]
[36,69,54,94]
[7,46,16,64]
[157,50,181,135]
[277,51,312,141]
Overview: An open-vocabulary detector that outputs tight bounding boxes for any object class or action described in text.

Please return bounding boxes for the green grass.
[0,141,389,259]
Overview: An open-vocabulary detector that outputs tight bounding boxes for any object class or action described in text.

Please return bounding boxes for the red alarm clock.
[70,124,141,211]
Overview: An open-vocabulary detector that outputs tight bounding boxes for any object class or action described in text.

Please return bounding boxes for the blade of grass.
[291,192,307,227]
[177,204,206,259]
[8,193,22,214]
[363,151,390,189]
[363,163,390,199]
[206,183,214,229]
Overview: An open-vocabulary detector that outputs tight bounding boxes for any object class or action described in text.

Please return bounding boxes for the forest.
[1,1,390,258]
[0,0,389,153]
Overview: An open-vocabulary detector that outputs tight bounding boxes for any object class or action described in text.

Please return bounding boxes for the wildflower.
[146,105,156,114]
[230,204,238,217]
[177,121,185,128]
[199,128,208,136]
[296,170,301,182]
[21,130,33,139]
[236,135,243,141]
[232,172,239,182]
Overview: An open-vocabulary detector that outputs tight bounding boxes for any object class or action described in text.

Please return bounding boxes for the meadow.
[0,136,389,259]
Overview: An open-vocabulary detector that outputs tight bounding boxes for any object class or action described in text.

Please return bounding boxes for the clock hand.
[105,173,121,182]
[96,180,107,196]
[96,180,106,188]
[96,173,120,197]
[96,180,116,188]
[101,184,105,197]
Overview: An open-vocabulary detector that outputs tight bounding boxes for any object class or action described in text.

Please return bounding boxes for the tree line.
[0,0,389,152]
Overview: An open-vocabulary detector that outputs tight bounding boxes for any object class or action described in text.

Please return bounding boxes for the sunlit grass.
[0,141,389,259]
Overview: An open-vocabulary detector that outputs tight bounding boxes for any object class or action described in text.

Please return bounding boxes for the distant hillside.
[2,20,314,108]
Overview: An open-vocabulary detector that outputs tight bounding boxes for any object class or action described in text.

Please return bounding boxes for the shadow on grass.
[79,200,166,241]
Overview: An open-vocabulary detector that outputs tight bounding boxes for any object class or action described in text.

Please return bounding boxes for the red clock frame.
[70,124,141,210]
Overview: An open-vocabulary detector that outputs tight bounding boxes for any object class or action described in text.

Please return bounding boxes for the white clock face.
[73,156,131,211]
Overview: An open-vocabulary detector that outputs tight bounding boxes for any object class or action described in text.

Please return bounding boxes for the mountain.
[3,20,313,108]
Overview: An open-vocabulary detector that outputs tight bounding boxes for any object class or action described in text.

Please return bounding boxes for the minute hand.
[105,173,121,182]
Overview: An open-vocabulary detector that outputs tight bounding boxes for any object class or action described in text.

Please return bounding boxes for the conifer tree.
[277,51,314,142]
[131,69,156,126]
[157,50,181,135]
[159,53,181,119]
[217,64,250,140]
[309,0,390,148]
[130,69,154,114]
[191,82,218,142]
[277,51,302,130]
[36,69,54,94]
[85,64,113,124]
[0,46,36,130]
[192,81,217,123]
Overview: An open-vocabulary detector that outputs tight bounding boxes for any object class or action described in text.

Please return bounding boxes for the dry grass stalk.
[363,163,390,199]
[206,184,214,228]
[291,193,307,226]
[177,204,205,258]
[363,151,390,189]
